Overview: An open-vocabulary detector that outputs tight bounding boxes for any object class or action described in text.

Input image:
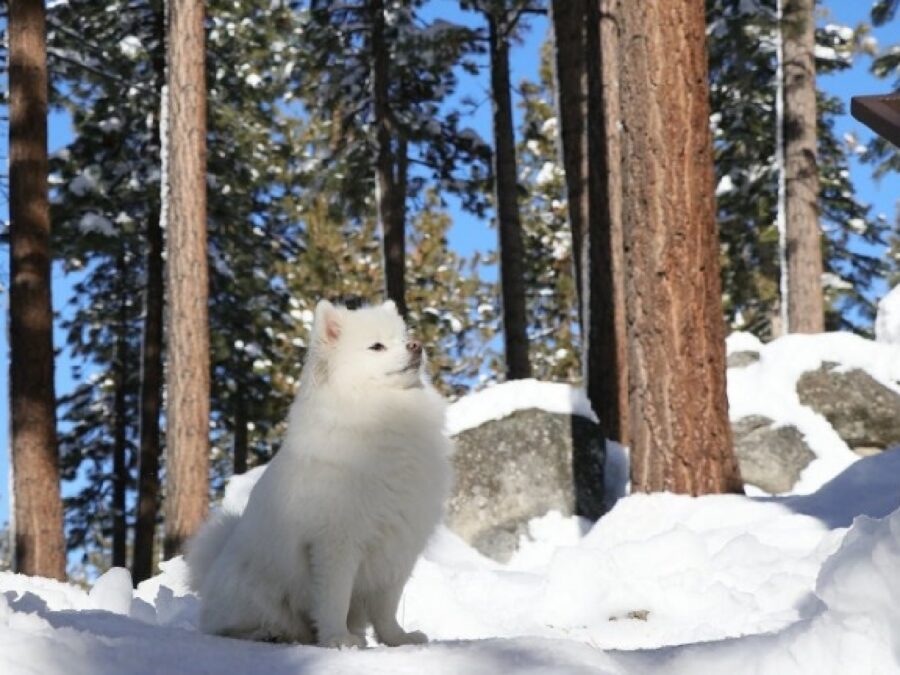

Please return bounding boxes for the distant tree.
[782,0,824,333]
[550,0,627,440]
[518,38,579,382]
[708,0,888,336]
[476,0,533,380]
[619,0,743,495]
[8,0,67,579]
[162,0,210,559]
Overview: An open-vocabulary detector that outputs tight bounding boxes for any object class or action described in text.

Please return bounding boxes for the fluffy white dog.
[186,300,452,648]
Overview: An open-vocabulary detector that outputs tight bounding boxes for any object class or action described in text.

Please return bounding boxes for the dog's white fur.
[186,300,452,648]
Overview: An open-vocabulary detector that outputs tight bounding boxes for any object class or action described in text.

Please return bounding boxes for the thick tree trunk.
[372,0,407,316]
[112,252,130,569]
[488,9,531,380]
[619,0,742,495]
[133,3,166,585]
[782,0,824,333]
[163,0,210,559]
[8,0,67,580]
[232,384,248,476]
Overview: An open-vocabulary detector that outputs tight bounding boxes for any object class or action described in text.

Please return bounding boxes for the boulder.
[727,350,760,369]
[447,408,604,562]
[731,415,814,493]
[797,363,900,453]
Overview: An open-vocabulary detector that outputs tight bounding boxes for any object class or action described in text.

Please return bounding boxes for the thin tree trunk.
[488,8,531,380]
[371,0,407,316]
[8,0,67,580]
[133,2,166,585]
[163,0,210,559]
[111,252,130,569]
[783,0,823,333]
[550,0,588,333]
[232,384,248,476]
[619,0,742,495]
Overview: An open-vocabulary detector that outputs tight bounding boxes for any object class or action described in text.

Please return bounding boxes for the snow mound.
[445,379,596,436]
[2,451,900,673]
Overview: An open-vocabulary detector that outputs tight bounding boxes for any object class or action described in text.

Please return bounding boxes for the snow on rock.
[445,379,596,436]
[875,285,900,345]
[727,331,900,494]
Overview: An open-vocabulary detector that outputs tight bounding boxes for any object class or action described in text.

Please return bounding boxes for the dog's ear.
[313,300,342,346]
[382,299,398,315]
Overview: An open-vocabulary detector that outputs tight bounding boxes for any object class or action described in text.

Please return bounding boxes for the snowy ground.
[2,332,900,674]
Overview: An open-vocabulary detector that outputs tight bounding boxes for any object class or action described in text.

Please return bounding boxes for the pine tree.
[8,0,67,580]
[620,0,743,495]
[517,39,580,382]
[708,0,889,336]
[162,0,211,560]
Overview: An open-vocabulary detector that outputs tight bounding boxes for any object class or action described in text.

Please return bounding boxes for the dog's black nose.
[407,340,422,354]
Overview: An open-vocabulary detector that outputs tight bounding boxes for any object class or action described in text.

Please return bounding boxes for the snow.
[78,212,115,236]
[4,333,900,672]
[727,331,900,494]
[444,379,597,436]
[875,285,900,345]
[3,449,900,673]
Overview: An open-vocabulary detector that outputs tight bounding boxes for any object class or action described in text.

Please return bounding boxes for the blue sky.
[0,1,898,527]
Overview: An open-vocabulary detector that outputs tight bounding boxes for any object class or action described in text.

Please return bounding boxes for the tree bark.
[782,0,824,333]
[133,2,166,585]
[619,0,742,495]
[112,252,130,569]
[8,0,67,580]
[488,8,531,380]
[372,0,407,316]
[163,0,210,559]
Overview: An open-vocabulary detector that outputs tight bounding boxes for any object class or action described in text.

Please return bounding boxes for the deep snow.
[2,332,900,674]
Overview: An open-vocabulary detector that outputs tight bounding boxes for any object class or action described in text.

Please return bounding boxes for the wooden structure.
[851,94,900,147]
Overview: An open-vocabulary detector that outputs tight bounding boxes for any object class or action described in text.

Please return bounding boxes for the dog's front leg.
[309,539,365,649]
[369,583,428,647]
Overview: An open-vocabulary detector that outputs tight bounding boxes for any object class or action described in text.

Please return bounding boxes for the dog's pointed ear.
[382,299,398,315]
[313,300,341,346]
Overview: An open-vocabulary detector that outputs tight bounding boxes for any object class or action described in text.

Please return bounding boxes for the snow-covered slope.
[3,449,900,674]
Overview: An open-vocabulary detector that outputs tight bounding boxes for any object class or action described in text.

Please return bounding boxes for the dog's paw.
[320,633,367,650]
[380,629,428,647]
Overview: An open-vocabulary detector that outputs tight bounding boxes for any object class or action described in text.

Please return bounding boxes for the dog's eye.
[368,342,386,352]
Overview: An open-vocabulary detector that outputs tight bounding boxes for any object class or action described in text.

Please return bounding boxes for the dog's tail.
[184,510,240,592]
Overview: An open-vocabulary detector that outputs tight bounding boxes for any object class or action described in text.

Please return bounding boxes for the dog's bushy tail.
[185,511,240,592]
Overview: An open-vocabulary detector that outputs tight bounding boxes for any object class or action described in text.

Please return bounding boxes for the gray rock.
[797,363,900,453]
[727,350,761,368]
[732,415,815,493]
[447,408,604,562]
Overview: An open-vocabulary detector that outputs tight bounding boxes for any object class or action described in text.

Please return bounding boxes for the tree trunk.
[554,0,629,444]
[488,8,531,380]
[133,2,166,585]
[112,252,130,569]
[550,0,588,333]
[163,0,210,559]
[782,0,824,333]
[8,0,67,580]
[232,384,248,476]
[372,0,407,316]
[619,0,742,495]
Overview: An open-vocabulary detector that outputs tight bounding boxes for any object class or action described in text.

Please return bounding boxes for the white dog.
[186,300,452,648]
